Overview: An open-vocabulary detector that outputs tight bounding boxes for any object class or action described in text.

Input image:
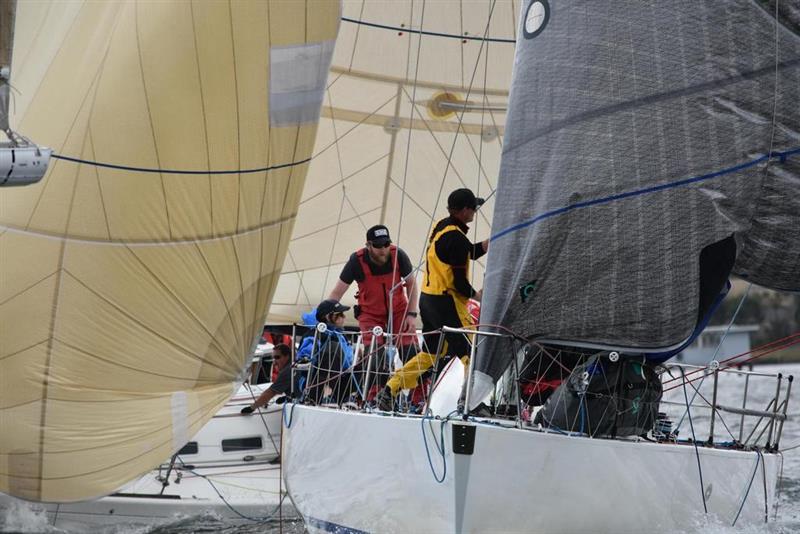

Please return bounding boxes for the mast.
[0,0,52,187]
[1,0,16,132]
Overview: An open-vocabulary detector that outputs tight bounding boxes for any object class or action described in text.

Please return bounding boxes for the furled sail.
[0,0,14,132]
[472,0,800,398]
[268,0,517,322]
[0,0,339,502]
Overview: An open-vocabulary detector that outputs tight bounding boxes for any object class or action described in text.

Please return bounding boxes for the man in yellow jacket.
[376,188,488,411]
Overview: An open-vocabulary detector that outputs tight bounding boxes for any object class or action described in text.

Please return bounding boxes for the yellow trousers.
[386,352,469,396]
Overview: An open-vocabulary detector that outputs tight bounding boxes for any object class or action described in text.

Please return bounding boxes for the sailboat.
[1,0,339,515]
[281,1,800,532]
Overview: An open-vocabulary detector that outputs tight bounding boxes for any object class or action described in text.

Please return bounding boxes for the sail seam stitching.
[0,213,295,247]
[134,0,171,240]
[60,268,240,375]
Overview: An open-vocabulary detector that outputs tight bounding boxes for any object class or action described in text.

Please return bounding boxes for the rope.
[244,382,280,453]
[388,0,428,342]
[681,367,708,515]
[282,400,297,429]
[50,153,310,175]
[675,283,753,438]
[731,450,762,526]
[490,147,799,242]
[408,0,500,285]
[662,332,800,392]
[673,284,751,434]
[420,410,458,483]
[340,16,515,44]
[185,467,287,523]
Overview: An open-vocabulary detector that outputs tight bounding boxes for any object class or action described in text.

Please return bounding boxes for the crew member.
[328,225,419,351]
[300,299,355,404]
[376,188,488,410]
[241,344,296,413]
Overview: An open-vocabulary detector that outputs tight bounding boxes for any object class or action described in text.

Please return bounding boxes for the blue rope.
[349,371,365,401]
[421,411,452,483]
[682,368,708,515]
[341,17,515,44]
[51,153,310,175]
[491,148,798,242]
[282,401,297,429]
[732,450,762,526]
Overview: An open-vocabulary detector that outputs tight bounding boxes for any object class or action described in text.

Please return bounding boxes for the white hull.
[284,405,780,534]
[1,385,293,530]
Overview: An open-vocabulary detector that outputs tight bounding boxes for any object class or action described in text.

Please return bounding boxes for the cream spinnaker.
[0,0,340,503]
[268,0,517,323]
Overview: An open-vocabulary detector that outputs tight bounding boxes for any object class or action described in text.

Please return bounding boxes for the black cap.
[315,299,351,322]
[447,188,485,210]
[366,224,391,246]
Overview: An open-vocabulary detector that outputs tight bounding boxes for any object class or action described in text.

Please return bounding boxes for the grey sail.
[472,0,800,398]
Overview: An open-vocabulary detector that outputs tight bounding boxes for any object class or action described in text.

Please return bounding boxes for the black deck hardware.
[109,492,181,500]
[452,423,476,455]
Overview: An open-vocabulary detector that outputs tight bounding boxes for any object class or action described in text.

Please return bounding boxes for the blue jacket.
[296,309,353,369]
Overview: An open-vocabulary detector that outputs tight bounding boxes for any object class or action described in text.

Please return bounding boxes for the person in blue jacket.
[300,299,355,404]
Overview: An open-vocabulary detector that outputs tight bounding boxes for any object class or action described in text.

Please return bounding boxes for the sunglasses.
[369,241,391,249]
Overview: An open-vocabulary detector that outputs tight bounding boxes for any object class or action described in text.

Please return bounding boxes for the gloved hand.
[275,396,287,405]
[240,405,255,414]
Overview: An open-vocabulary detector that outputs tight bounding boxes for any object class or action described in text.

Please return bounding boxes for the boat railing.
[434,327,795,453]
[264,323,793,452]
[660,361,793,452]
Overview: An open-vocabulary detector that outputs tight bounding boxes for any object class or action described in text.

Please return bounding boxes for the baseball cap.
[447,188,485,210]
[366,224,391,246]
[315,299,351,322]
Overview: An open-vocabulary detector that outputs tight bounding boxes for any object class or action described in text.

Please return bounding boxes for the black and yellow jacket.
[423,216,486,301]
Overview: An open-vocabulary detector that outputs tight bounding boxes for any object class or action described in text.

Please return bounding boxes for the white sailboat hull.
[0,385,292,530]
[284,405,780,534]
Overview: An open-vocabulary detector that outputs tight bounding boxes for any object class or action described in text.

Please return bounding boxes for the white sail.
[268,0,518,322]
[0,0,340,503]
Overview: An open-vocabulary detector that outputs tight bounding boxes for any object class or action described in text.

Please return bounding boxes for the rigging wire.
[406,0,500,286]
[244,381,281,453]
[387,0,427,347]
[673,283,752,433]
[185,467,287,524]
[681,367,708,515]
[731,450,762,527]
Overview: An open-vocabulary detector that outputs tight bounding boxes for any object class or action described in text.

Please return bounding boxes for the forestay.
[268,0,518,323]
[473,1,800,399]
[0,0,339,502]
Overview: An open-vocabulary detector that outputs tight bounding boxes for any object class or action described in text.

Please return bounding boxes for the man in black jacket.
[376,188,488,410]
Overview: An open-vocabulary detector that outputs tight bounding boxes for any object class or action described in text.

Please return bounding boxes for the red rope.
[662,332,800,393]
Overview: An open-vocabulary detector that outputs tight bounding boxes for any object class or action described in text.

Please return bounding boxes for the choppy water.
[3,363,800,534]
